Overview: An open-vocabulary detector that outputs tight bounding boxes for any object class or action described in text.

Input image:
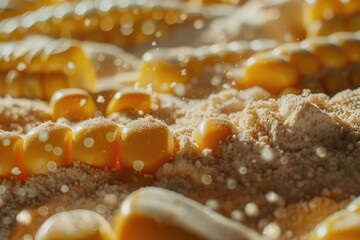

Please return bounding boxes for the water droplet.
[238,166,247,175]
[141,20,156,36]
[205,199,219,210]
[84,137,94,148]
[194,19,204,30]
[96,204,107,214]
[227,178,237,190]
[230,210,244,221]
[133,160,144,171]
[245,202,260,217]
[2,138,11,147]
[105,132,116,143]
[316,146,327,158]
[11,167,21,176]
[22,234,33,240]
[53,147,63,157]
[38,206,49,216]
[173,83,186,96]
[17,62,27,71]
[265,191,280,203]
[263,222,282,240]
[79,98,87,107]
[44,144,53,152]
[0,185,6,194]
[261,147,274,161]
[201,174,212,185]
[47,161,57,172]
[61,185,69,193]
[16,210,32,225]
[38,131,49,142]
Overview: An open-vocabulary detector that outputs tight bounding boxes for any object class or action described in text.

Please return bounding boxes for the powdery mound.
[156,88,360,239]
[0,88,359,240]
[0,96,53,134]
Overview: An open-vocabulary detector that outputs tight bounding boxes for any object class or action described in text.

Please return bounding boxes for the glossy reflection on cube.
[73,118,120,168]
[23,122,73,175]
[119,117,174,174]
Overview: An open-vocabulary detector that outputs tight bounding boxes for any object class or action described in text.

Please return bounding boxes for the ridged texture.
[0,0,198,48]
[0,37,96,100]
[0,116,174,178]
[138,39,278,98]
[303,0,360,36]
[233,31,360,95]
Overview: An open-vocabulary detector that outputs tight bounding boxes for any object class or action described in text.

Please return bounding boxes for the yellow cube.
[23,122,73,175]
[239,52,298,94]
[193,117,235,157]
[0,131,26,179]
[50,88,97,121]
[119,117,174,174]
[106,90,152,116]
[73,118,120,168]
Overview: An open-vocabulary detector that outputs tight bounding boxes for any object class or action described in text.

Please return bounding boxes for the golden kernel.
[45,44,96,92]
[23,122,73,175]
[50,88,97,121]
[239,53,298,94]
[119,117,174,174]
[193,117,235,157]
[301,38,347,69]
[139,50,201,93]
[273,43,320,76]
[35,209,115,240]
[106,90,152,116]
[0,131,26,179]
[73,118,120,168]
[330,32,360,63]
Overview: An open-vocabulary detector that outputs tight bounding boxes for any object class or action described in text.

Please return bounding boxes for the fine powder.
[1,87,359,240]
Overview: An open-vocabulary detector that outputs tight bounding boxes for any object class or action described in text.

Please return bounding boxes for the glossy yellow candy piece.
[35,209,115,240]
[307,17,344,37]
[301,38,347,69]
[273,43,320,76]
[119,117,174,174]
[50,88,97,121]
[106,90,152,116]
[0,131,26,179]
[330,32,360,63]
[23,122,73,175]
[114,187,267,240]
[303,0,343,26]
[193,117,235,157]
[73,118,120,168]
[44,44,96,91]
[139,49,201,93]
[240,52,298,94]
